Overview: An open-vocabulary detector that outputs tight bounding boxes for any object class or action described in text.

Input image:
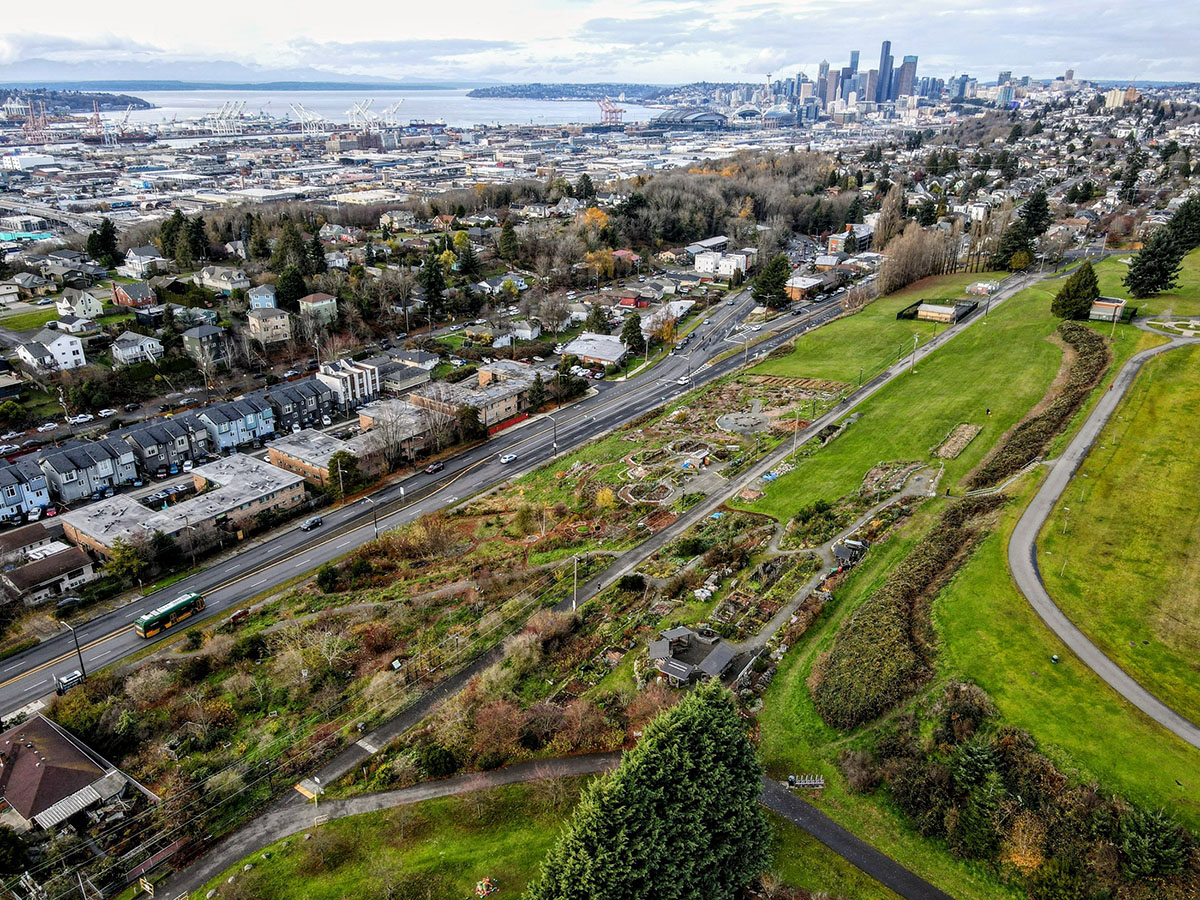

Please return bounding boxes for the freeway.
[0,290,843,716]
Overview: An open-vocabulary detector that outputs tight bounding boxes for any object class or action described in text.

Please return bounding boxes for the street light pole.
[909,333,919,374]
[364,496,379,540]
[64,621,86,679]
[573,555,579,611]
[549,414,557,457]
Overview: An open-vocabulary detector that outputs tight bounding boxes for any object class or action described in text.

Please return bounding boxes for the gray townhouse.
[0,461,51,521]
[118,414,212,474]
[196,397,276,452]
[38,438,139,504]
[259,379,336,432]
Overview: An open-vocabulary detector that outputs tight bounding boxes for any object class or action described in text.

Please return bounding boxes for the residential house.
[261,378,336,431]
[112,281,157,307]
[324,250,350,270]
[117,246,170,278]
[475,273,528,296]
[38,438,139,503]
[119,415,211,473]
[111,331,164,366]
[828,223,875,254]
[246,307,292,345]
[0,283,20,305]
[0,522,54,561]
[0,460,50,520]
[785,275,825,303]
[297,292,338,324]
[56,287,105,320]
[2,546,98,606]
[316,358,383,410]
[0,715,130,832]
[267,429,386,488]
[9,272,53,298]
[563,332,627,367]
[196,397,277,452]
[40,264,89,290]
[182,324,228,365]
[17,330,86,372]
[53,315,95,335]
[224,240,247,260]
[194,265,250,294]
[648,625,736,685]
[511,319,541,341]
[247,284,277,309]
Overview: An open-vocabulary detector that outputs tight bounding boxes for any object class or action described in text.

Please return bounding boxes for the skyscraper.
[897,55,918,96]
[849,50,860,76]
[817,60,830,103]
[876,40,894,103]
[998,70,1012,86]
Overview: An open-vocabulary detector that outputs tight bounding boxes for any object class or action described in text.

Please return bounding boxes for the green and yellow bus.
[135,592,206,638]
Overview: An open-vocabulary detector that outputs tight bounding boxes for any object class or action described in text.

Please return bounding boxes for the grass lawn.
[0,307,58,332]
[935,477,1200,830]
[734,282,1064,523]
[751,271,1005,384]
[1039,342,1200,726]
[185,777,909,900]
[1091,246,1200,317]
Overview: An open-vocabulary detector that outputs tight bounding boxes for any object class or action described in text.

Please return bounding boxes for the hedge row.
[966,321,1109,489]
[812,495,1007,730]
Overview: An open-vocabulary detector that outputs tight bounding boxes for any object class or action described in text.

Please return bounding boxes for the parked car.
[37,422,58,433]
[300,516,323,531]
[182,460,194,472]
[424,461,444,474]
[98,408,117,417]
[499,453,517,464]
[283,369,300,378]
[55,596,82,613]
[321,415,332,426]
[67,414,94,425]
[123,402,141,412]
[0,444,19,455]
[2,431,23,441]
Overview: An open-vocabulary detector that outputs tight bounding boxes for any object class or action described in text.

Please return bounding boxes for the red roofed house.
[0,715,131,832]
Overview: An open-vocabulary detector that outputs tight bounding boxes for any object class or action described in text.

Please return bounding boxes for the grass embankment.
[1039,342,1200,727]
[188,779,902,900]
[1092,246,1200,317]
[0,307,59,332]
[751,271,1004,383]
[733,282,1063,522]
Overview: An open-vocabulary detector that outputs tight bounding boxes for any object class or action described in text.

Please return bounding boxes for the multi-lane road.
[0,291,844,716]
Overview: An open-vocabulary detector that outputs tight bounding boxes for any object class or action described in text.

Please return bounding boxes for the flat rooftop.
[61,454,304,546]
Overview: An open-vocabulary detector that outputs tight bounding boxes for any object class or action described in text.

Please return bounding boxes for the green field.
[751,271,1004,384]
[1039,342,1200,727]
[188,779,908,900]
[0,307,59,332]
[734,282,1066,523]
[1092,246,1200,317]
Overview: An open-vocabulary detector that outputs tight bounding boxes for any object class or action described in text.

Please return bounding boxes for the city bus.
[134,592,206,638]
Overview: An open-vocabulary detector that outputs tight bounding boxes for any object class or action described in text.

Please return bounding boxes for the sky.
[1,0,1197,85]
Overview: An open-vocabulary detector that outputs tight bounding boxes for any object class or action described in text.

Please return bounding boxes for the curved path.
[1008,323,1200,750]
[160,753,951,900]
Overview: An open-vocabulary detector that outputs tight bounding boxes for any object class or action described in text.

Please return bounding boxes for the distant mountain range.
[0,80,461,92]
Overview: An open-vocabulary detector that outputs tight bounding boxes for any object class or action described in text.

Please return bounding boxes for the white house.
[111,331,164,366]
[194,266,250,294]
[56,288,105,320]
[117,246,170,279]
[17,330,85,371]
[693,251,722,274]
[512,319,541,341]
[717,253,749,277]
[297,292,338,324]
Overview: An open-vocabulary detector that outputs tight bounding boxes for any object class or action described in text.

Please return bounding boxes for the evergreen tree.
[916,198,937,226]
[0,248,7,281]
[1019,188,1051,236]
[456,405,487,442]
[275,266,307,309]
[271,221,310,275]
[418,252,446,321]
[1123,229,1183,298]
[1051,260,1099,319]
[173,227,194,270]
[752,254,791,309]
[499,220,519,260]
[527,373,547,412]
[1117,808,1187,878]
[1007,123,1023,144]
[846,194,864,224]
[458,240,482,279]
[575,173,596,201]
[309,234,327,274]
[249,219,271,260]
[586,304,609,334]
[620,313,646,356]
[1118,149,1145,204]
[159,209,186,257]
[1165,194,1200,250]
[186,216,208,263]
[524,683,769,900]
[991,220,1034,270]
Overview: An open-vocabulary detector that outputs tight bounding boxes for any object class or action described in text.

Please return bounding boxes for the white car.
[98,408,117,417]
[321,415,332,426]
[182,460,194,472]
[499,453,517,464]
[676,377,690,385]
[37,422,58,433]
[0,444,18,455]
[67,414,94,425]
[2,431,23,440]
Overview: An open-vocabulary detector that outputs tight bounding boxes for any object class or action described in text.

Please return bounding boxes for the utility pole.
[909,333,919,374]
[364,496,379,540]
[791,412,799,458]
[573,555,579,610]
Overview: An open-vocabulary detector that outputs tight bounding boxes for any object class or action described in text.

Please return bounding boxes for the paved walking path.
[1008,321,1200,750]
[161,753,952,900]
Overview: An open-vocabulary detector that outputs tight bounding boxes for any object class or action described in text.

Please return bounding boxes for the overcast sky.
[1,0,1196,85]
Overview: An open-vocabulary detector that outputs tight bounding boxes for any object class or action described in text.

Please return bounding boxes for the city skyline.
[1,0,1198,86]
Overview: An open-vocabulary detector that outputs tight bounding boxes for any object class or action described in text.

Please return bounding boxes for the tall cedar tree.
[458,240,482,279]
[309,235,327,274]
[499,220,519,260]
[991,220,1034,270]
[753,254,791,309]
[275,267,307,309]
[418,252,446,320]
[0,248,7,281]
[1051,260,1099,319]
[524,682,770,900]
[620,313,646,355]
[1019,189,1051,236]
[1123,229,1182,298]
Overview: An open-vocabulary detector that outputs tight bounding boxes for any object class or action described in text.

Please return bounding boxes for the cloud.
[284,38,520,64]
[0,32,162,64]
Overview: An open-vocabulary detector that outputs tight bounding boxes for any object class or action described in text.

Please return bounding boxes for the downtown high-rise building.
[896,55,918,96]
[876,40,894,102]
[817,60,830,103]
[997,70,1012,85]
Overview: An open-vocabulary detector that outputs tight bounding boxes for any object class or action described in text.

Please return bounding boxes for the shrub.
[812,496,1005,729]
[183,628,204,652]
[316,564,340,593]
[417,743,458,778]
[1117,807,1187,878]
